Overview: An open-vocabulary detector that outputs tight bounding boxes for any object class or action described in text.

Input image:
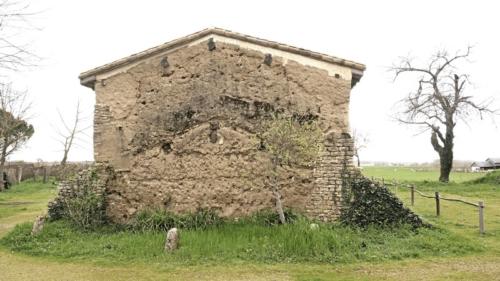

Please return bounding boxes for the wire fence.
[372,177,485,235]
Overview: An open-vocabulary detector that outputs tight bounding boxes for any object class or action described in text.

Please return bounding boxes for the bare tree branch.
[55,100,88,166]
[0,0,39,74]
[352,129,369,167]
[391,46,496,182]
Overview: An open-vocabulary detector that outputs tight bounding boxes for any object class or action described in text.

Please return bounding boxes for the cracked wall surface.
[93,40,354,222]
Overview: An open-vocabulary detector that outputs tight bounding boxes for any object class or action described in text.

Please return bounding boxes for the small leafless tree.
[392,47,496,182]
[0,82,33,190]
[260,116,323,224]
[352,129,369,167]
[0,0,38,73]
[55,101,88,167]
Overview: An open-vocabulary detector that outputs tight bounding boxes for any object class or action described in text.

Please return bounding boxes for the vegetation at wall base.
[129,207,300,232]
[245,208,299,226]
[129,208,224,232]
[0,218,482,266]
[63,190,106,230]
[341,176,426,228]
[47,166,108,230]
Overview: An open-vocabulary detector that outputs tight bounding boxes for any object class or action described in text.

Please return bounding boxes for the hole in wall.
[161,141,173,153]
[209,122,219,143]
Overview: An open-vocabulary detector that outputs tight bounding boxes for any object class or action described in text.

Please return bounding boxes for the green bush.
[130,208,178,232]
[248,208,299,226]
[53,168,107,230]
[64,191,106,230]
[341,176,426,228]
[469,171,500,185]
[129,208,223,232]
[180,208,224,230]
[129,207,302,231]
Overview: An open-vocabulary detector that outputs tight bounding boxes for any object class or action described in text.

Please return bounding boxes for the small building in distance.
[470,158,500,172]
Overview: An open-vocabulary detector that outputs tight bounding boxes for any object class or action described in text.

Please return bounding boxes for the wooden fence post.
[32,168,37,182]
[410,185,415,206]
[43,167,48,183]
[16,166,23,184]
[479,201,485,235]
[435,192,440,216]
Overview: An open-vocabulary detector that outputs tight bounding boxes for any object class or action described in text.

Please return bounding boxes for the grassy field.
[362,166,485,183]
[0,169,499,280]
[2,219,481,266]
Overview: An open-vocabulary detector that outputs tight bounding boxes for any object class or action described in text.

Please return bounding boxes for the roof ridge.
[79,27,365,88]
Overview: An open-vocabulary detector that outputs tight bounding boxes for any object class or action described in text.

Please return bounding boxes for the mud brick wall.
[91,38,357,223]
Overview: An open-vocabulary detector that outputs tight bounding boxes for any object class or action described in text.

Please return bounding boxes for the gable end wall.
[92,39,355,222]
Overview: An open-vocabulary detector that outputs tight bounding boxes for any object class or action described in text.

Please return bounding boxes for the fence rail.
[373,177,485,235]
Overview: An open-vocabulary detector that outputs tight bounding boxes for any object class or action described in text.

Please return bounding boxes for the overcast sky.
[5,0,500,163]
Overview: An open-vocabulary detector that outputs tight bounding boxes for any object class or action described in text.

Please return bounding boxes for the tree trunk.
[431,124,454,183]
[271,159,286,224]
[439,150,453,182]
[0,138,7,191]
[0,161,5,191]
[272,185,286,224]
[61,151,68,167]
[354,151,361,167]
[0,166,3,191]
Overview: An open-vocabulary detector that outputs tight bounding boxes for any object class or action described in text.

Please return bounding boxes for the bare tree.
[260,116,323,224]
[352,129,368,167]
[55,101,88,167]
[0,82,33,190]
[392,47,495,182]
[0,0,38,73]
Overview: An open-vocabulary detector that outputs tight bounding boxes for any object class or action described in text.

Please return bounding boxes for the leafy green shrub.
[248,208,299,226]
[341,176,426,228]
[49,167,107,230]
[129,208,223,232]
[64,191,106,230]
[128,208,178,232]
[180,208,224,230]
[47,199,65,221]
[469,171,500,185]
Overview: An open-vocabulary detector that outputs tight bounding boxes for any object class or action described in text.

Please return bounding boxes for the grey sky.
[7,0,500,163]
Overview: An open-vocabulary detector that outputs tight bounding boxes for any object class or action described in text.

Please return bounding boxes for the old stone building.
[79,28,365,222]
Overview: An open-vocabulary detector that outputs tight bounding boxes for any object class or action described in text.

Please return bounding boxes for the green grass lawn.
[2,219,482,266]
[0,170,499,280]
[0,180,57,220]
[362,166,484,183]
[364,167,500,252]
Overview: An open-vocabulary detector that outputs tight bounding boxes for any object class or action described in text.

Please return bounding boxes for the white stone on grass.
[31,215,46,236]
[309,223,319,230]
[164,227,179,252]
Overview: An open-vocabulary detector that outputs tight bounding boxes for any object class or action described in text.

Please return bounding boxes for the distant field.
[362,167,500,255]
[362,166,484,183]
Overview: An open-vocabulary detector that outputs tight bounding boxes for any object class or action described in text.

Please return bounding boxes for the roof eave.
[78,27,366,89]
[80,75,96,90]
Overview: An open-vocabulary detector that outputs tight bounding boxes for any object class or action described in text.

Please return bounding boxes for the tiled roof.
[79,27,366,88]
